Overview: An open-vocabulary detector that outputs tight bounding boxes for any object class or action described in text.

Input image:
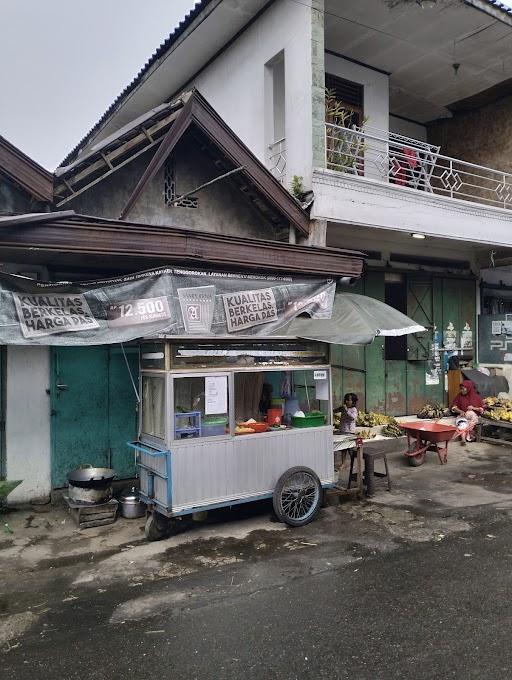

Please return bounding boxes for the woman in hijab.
[451,380,484,443]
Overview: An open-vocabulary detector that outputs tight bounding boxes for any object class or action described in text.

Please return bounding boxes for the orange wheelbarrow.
[400,421,459,467]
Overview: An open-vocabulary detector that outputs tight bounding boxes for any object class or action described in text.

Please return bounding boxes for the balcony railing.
[325,122,512,210]
[268,137,286,184]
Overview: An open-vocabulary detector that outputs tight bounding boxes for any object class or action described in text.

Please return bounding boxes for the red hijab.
[452,380,484,412]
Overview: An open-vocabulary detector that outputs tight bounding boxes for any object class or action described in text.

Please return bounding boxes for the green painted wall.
[330,272,476,416]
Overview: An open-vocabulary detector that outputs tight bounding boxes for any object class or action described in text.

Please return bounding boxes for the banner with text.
[0,267,335,345]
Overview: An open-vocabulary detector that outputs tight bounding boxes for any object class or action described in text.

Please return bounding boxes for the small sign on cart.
[314,370,327,380]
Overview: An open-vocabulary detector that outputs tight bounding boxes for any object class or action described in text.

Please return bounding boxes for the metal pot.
[67,466,116,489]
[119,487,145,519]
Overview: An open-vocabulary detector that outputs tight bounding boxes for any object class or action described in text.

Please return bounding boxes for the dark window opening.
[325,74,364,127]
[385,282,408,360]
[164,158,198,209]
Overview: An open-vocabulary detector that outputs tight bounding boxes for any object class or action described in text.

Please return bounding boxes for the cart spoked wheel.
[144,511,170,541]
[408,452,426,467]
[273,466,322,527]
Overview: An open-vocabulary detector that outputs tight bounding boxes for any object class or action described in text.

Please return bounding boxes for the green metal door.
[406,276,441,414]
[365,272,386,413]
[51,347,109,487]
[51,346,138,488]
[385,361,407,416]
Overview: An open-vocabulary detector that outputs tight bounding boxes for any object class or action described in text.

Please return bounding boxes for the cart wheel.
[144,512,170,541]
[408,453,425,467]
[273,466,322,527]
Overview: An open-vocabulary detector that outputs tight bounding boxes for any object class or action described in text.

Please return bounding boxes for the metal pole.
[121,343,140,403]
[169,166,246,206]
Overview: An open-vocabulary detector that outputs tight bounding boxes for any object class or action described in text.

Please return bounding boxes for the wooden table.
[332,434,363,498]
[479,417,512,445]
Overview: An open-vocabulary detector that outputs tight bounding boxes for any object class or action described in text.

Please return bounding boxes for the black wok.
[67,466,116,489]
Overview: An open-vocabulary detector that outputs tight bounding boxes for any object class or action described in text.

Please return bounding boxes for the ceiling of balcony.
[324,0,512,122]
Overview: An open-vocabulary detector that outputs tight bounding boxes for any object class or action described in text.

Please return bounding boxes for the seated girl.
[451,380,484,444]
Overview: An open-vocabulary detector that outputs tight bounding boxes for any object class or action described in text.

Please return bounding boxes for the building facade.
[61,0,512,414]
[0,95,361,501]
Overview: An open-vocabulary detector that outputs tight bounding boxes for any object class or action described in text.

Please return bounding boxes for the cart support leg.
[383,456,391,491]
[365,455,375,497]
[356,440,363,498]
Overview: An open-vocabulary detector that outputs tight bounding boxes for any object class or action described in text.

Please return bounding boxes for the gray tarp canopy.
[287,292,425,345]
[0,265,424,346]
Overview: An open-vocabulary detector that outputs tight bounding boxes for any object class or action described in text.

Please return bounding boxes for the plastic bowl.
[243,422,270,433]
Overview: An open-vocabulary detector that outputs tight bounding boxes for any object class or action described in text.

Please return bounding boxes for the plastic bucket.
[266,408,282,426]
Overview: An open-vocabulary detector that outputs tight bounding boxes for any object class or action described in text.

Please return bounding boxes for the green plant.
[325,87,368,172]
[291,175,304,200]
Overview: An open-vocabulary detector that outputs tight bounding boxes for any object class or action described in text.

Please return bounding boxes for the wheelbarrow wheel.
[144,511,170,541]
[273,466,322,527]
[408,452,425,467]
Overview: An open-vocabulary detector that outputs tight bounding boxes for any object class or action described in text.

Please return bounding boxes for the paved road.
[3,508,512,680]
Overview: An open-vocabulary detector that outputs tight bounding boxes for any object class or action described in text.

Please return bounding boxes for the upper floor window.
[325,74,364,128]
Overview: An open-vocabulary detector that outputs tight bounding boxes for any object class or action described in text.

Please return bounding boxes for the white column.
[5,346,51,503]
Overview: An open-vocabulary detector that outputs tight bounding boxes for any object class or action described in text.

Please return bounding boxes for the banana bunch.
[356,411,392,427]
[357,429,377,440]
[485,408,512,422]
[382,418,403,438]
[417,403,450,419]
[485,397,512,410]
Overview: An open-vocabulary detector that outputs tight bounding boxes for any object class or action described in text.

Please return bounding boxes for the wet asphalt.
[3,507,512,680]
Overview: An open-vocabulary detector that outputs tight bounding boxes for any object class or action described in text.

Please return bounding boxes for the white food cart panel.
[139,449,167,476]
[138,468,169,510]
[171,426,335,512]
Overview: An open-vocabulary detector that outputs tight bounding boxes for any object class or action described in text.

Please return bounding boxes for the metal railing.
[268,138,286,184]
[325,122,512,210]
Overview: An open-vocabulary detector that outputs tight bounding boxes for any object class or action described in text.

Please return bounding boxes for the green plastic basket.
[291,413,326,428]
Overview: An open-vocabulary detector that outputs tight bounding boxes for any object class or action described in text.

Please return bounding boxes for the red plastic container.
[266,408,282,426]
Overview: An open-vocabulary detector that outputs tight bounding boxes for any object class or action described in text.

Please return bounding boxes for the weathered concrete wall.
[6,346,51,504]
[193,0,314,189]
[0,176,43,214]
[428,95,512,173]
[69,137,282,240]
[389,115,427,142]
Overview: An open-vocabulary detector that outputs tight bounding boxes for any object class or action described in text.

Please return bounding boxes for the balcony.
[325,123,512,210]
[310,123,512,248]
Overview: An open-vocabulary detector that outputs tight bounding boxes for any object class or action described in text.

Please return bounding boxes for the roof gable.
[55,90,310,236]
[0,136,53,203]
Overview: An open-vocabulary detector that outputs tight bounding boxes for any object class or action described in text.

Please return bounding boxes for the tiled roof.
[61,1,213,166]
[483,0,512,15]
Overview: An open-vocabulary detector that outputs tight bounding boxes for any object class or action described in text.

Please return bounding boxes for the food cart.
[129,339,339,540]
